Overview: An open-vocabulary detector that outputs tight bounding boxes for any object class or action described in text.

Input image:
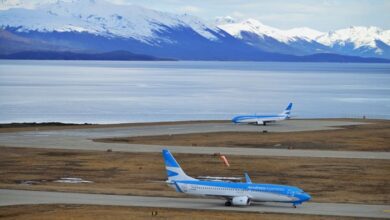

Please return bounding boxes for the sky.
[1,0,389,31]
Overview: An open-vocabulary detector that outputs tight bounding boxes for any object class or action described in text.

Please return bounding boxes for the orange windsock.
[220,155,230,167]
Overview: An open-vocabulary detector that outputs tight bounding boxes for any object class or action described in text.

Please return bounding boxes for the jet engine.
[256,120,266,125]
[232,196,251,206]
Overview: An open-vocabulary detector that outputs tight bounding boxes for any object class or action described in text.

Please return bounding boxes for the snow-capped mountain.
[218,19,329,55]
[1,0,274,60]
[316,26,390,57]
[0,0,220,44]
[218,18,390,58]
[318,26,390,48]
[0,0,389,61]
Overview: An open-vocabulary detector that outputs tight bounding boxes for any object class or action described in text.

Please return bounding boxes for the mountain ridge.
[218,19,390,59]
[0,0,389,62]
[0,50,173,60]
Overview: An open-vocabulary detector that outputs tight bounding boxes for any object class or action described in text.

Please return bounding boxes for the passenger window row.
[193,186,251,191]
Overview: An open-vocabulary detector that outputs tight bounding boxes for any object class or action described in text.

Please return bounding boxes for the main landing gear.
[225,201,232,206]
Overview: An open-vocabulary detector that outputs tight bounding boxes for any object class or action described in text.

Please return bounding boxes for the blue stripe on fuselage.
[176,180,301,194]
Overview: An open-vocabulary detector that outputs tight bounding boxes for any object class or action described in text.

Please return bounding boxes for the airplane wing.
[197,176,242,182]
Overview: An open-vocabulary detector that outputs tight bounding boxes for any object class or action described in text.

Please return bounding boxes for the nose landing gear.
[292,202,302,208]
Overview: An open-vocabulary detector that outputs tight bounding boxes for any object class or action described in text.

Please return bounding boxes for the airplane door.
[181,184,188,192]
[190,185,196,191]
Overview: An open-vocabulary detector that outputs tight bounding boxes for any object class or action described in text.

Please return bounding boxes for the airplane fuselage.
[232,114,287,124]
[168,180,310,205]
[232,103,293,125]
[162,145,310,207]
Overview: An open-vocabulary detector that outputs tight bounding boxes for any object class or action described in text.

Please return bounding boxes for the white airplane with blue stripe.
[162,149,311,207]
[232,103,293,125]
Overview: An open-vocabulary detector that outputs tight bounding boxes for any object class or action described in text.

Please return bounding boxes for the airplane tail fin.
[162,149,197,182]
[282,102,293,118]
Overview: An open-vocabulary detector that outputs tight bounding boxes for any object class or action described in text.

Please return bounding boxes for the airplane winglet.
[244,172,252,184]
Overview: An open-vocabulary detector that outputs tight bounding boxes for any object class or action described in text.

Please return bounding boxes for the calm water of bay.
[0,60,389,123]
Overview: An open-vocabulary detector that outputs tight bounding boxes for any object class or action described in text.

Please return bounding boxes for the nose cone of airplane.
[295,192,311,203]
[300,193,311,202]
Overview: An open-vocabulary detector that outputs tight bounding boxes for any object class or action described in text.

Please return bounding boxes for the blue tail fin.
[162,149,196,182]
[282,102,293,117]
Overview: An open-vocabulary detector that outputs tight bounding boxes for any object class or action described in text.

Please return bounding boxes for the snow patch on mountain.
[220,19,289,43]
[284,27,324,41]
[219,19,324,43]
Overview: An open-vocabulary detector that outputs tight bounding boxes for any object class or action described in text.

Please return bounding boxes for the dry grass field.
[0,147,388,204]
[0,121,224,133]
[96,120,390,151]
[0,204,367,220]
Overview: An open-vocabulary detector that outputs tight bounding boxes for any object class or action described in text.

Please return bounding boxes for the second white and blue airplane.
[232,103,293,125]
[163,149,311,207]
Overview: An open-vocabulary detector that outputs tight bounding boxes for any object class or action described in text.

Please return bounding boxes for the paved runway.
[0,120,389,159]
[1,120,367,138]
[1,189,389,218]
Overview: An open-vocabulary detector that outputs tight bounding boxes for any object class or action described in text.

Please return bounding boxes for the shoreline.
[0,118,386,133]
